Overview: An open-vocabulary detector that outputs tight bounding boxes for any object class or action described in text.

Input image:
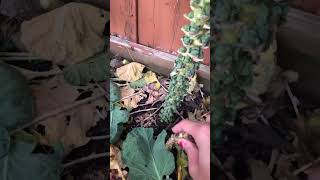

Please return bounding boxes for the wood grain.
[110,0,138,42]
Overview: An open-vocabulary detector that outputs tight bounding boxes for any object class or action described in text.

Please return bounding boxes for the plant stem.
[63,152,109,169]
[10,92,107,135]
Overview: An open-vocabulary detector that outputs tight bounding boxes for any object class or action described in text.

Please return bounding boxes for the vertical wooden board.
[138,0,190,53]
[203,48,210,65]
[110,0,138,42]
[137,0,155,47]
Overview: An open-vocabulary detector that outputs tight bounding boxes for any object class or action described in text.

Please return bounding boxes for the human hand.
[172,119,210,180]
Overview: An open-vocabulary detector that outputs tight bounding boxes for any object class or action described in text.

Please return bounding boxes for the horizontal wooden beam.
[110,35,210,91]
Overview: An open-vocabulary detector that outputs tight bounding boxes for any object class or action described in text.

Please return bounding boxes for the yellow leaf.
[116,62,145,82]
[245,35,277,98]
[144,71,161,90]
[110,145,126,180]
[187,75,198,94]
[120,86,145,109]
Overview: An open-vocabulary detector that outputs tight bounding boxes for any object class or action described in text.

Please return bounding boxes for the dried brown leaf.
[120,86,145,109]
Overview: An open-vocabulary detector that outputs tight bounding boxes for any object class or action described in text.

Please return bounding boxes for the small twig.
[95,83,108,99]
[268,149,279,171]
[96,109,107,119]
[213,154,238,180]
[0,52,34,57]
[10,92,107,135]
[89,135,109,141]
[125,46,136,62]
[293,157,320,175]
[160,83,168,92]
[285,81,301,119]
[0,56,43,60]
[115,83,129,87]
[144,105,163,121]
[118,91,143,102]
[63,153,109,169]
[129,108,158,116]
[9,65,63,80]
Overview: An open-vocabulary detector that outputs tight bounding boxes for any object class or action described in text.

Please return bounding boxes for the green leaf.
[0,63,34,130]
[110,81,121,102]
[110,106,129,143]
[63,52,108,86]
[122,128,175,180]
[0,131,63,180]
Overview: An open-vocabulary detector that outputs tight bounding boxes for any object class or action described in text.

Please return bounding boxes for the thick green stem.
[160,0,210,122]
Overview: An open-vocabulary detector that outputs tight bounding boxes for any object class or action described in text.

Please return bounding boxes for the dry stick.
[160,83,168,92]
[89,135,109,141]
[285,81,301,119]
[95,83,108,99]
[10,92,107,135]
[0,52,33,56]
[7,64,63,80]
[125,46,136,62]
[285,81,313,163]
[293,157,320,175]
[0,56,43,60]
[144,105,163,121]
[213,154,238,180]
[129,108,158,116]
[268,149,279,172]
[117,91,143,102]
[63,152,109,169]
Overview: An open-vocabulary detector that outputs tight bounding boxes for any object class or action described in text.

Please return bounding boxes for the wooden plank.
[278,8,320,59]
[110,0,138,42]
[277,8,320,103]
[137,0,210,65]
[110,35,210,91]
[138,0,190,53]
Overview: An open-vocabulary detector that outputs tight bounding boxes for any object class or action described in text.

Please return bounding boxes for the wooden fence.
[110,0,210,65]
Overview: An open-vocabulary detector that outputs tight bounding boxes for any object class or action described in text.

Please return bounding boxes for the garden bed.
[109,54,210,180]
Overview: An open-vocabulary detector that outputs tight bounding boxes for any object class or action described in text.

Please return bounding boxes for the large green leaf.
[110,105,129,143]
[63,52,108,86]
[122,128,175,180]
[0,131,63,180]
[0,62,34,130]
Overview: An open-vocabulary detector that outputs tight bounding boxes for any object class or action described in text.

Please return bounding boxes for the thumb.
[178,139,199,176]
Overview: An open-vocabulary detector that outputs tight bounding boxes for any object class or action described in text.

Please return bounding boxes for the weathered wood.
[110,0,138,42]
[110,35,210,91]
[110,0,210,65]
[278,8,320,103]
[138,0,189,53]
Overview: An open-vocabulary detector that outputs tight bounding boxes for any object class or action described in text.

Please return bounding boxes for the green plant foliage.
[63,52,108,86]
[110,81,121,102]
[110,81,129,143]
[0,131,63,180]
[122,128,175,180]
[160,0,210,122]
[211,0,288,143]
[110,105,129,143]
[0,62,34,130]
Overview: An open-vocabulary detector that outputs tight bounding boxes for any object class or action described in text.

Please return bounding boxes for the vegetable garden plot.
[109,0,210,179]
[109,56,210,180]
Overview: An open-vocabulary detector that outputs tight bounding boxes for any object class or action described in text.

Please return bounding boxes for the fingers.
[172,119,201,135]
[178,139,199,177]
[172,119,210,149]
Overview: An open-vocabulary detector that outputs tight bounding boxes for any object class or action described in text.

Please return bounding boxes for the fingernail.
[178,140,186,149]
